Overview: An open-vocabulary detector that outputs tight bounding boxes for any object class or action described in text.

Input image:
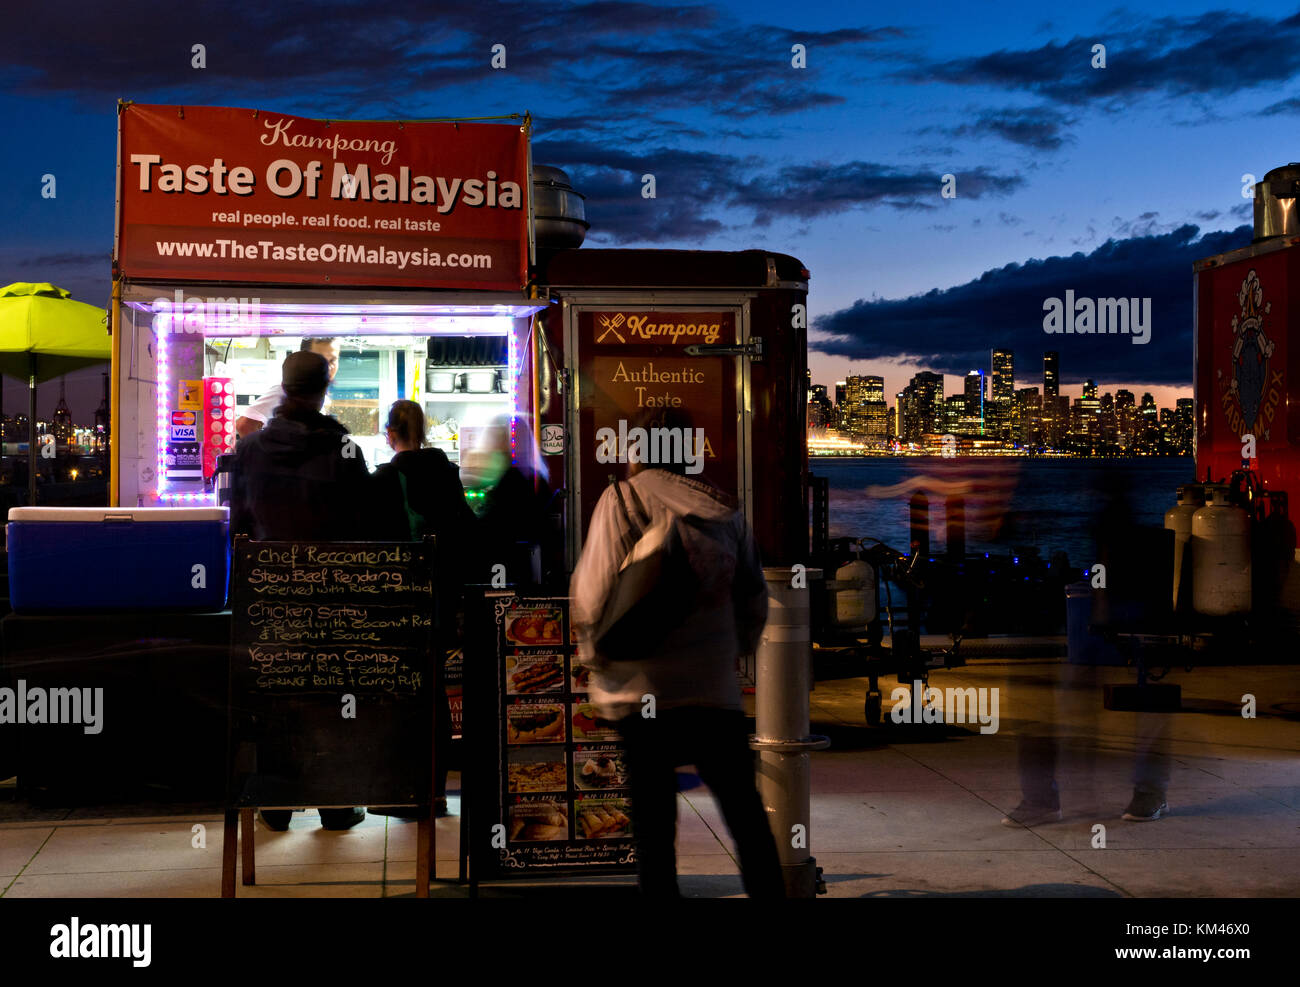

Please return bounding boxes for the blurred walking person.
[461,413,556,586]
[570,408,784,898]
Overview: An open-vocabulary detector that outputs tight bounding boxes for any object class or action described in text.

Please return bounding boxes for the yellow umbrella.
[0,283,110,505]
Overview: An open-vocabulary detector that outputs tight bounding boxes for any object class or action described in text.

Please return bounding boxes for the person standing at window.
[234,337,341,439]
[372,399,477,817]
[230,349,373,831]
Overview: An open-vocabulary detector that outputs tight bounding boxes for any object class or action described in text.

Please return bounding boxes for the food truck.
[111,102,544,513]
[2,100,813,816]
[107,102,812,577]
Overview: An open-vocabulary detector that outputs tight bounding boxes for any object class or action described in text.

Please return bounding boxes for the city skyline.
[809,345,1193,455]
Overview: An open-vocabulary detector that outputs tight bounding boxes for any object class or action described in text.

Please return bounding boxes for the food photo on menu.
[571,701,618,741]
[503,606,564,648]
[569,660,590,693]
[506,653,566,695]
[509,797,570,842]
[573,744,627,791]
[575,795,632,840]
[506,747,568,795]
[506,699,568,744]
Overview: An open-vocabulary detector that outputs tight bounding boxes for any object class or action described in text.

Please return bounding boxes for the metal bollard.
[909,491,930,558]
[946,494,965,560]
[751,566,830,898]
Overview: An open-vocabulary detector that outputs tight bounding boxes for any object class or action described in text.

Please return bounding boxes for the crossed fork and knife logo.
[596,313,626,343]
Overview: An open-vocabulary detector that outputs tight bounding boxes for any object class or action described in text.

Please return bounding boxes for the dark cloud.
[1111,211,1172,238]
[567,24,899,118]
[534,139,1023,241]
[14,251,105,268]
[812,224,1252,387]
[0,247,108,310]
[1259,96,1300,116]
[940,106,1075,151]
[0,2,899,123]
[531,138,744,243]
[899,12,1300,109]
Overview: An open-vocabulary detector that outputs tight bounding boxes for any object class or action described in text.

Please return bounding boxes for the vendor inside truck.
[234,336,341,437]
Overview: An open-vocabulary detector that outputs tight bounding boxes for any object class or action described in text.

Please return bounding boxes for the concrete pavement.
[1,656,1296,897]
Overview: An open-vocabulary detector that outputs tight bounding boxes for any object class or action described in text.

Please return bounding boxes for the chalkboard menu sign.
[227,537,438,809]
[467,592,636,878]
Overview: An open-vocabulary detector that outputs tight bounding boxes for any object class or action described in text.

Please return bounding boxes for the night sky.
[1,0,1296,419]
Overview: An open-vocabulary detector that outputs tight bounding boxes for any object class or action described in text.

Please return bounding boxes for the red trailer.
[1193,164,1300,626]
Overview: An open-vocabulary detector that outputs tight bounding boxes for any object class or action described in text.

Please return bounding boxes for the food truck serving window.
[113,285,546,507]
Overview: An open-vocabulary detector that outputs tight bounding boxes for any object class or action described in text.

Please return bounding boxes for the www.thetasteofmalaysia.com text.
[152,236,494,271]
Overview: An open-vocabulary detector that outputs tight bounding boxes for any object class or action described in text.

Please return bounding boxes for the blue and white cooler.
[6,506,230,612]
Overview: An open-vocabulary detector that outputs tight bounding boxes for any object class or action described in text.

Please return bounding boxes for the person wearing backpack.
[372,399,478,817]
[570,407,784,898]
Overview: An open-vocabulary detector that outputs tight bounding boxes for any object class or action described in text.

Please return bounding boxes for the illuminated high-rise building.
[963,370,985,434]
[901,372,943,442]
[1016,387,1043,446]
[52,379,73,446]
[1114,389,1136,450]
[990,348,1014,441]
[1043,352,1061,447]
[1174,398,1194,456]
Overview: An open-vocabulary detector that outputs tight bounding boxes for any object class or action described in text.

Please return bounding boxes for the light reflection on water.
[812,456,1194,570]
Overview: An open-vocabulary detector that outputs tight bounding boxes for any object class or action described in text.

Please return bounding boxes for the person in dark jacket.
[230,350,371,543]
[371,400,477,817]
[371,400,477,550]
[230,350,371,832]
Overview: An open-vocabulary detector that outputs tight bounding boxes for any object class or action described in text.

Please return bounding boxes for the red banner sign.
[116,103,530,290]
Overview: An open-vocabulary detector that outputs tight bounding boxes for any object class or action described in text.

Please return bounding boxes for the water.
[813,456,1194,571]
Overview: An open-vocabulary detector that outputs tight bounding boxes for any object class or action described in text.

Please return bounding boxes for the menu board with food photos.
[467,592,636,880]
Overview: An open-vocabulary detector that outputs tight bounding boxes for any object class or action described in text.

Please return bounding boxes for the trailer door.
[564,297,755,567]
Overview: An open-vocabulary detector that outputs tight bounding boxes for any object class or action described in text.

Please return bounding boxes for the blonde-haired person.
[371,399,478,818]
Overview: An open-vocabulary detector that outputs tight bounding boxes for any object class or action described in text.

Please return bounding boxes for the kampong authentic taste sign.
[117,103,529,289]
[577,310,738,534]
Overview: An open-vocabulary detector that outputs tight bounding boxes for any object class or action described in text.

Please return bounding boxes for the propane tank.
[1191,485,1252,616]
[831,553,877,628]
[1164,484,1203,612]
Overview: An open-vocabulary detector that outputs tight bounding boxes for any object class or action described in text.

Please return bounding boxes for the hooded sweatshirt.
[570,468,768,720]
[230,404,372,541]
